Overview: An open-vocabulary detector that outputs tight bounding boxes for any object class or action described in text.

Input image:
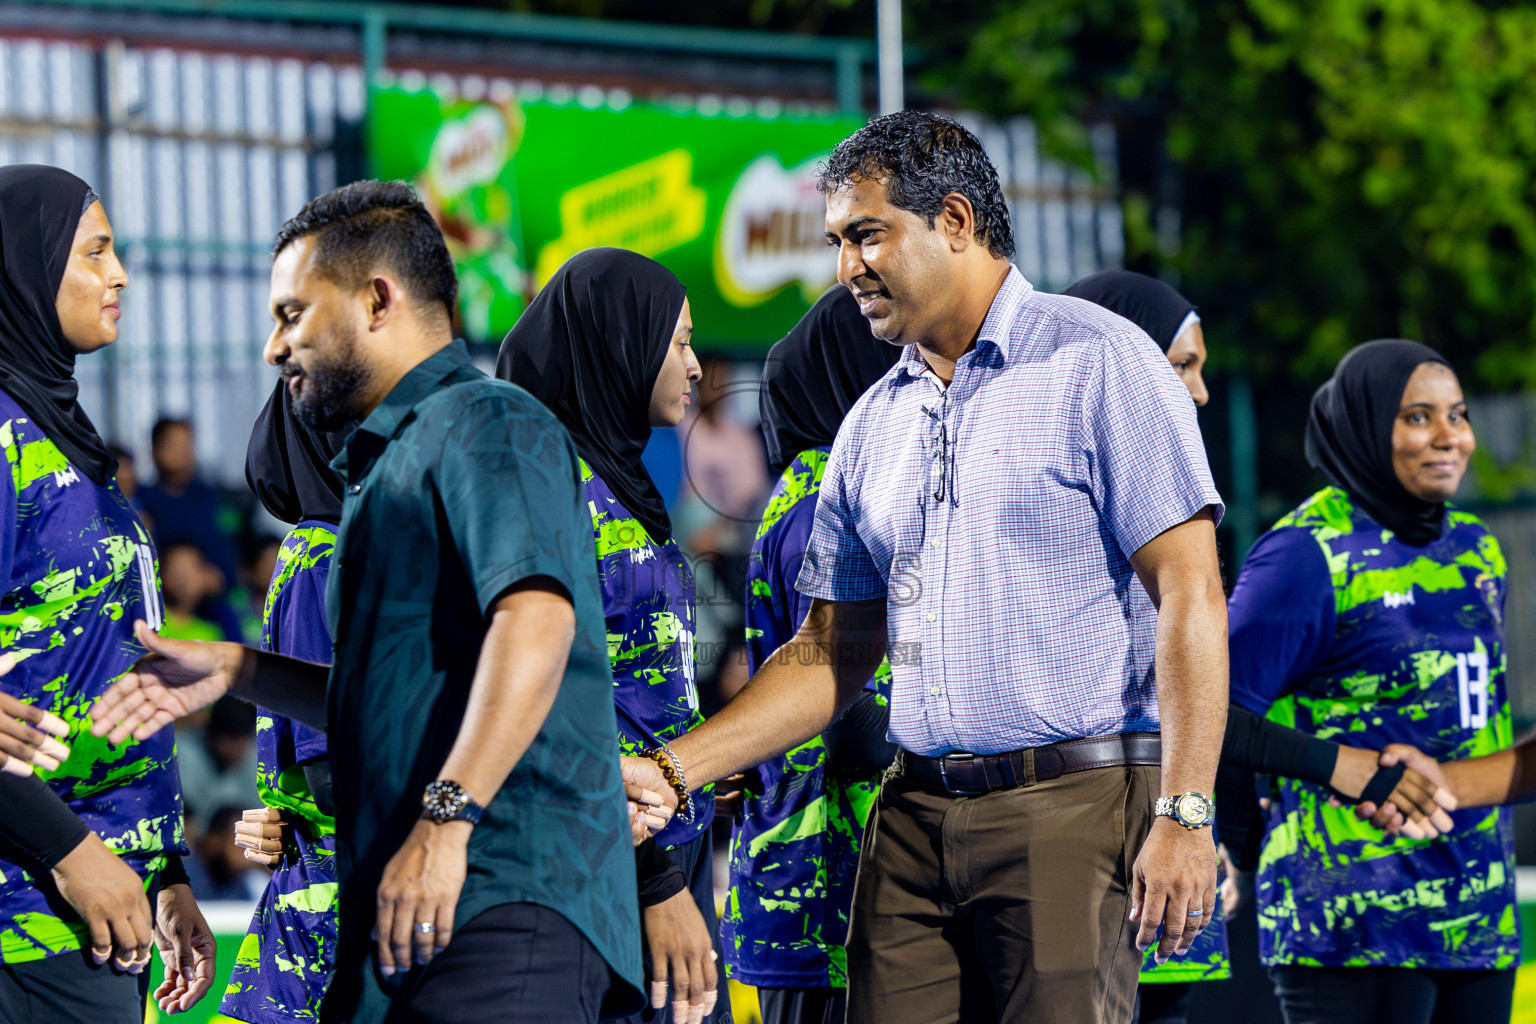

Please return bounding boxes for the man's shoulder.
[420,376,565,432]
[838,360,910,435]
[1013,289,1150,353]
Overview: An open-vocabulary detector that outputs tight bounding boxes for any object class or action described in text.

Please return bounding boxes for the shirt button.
[929,686,942,696]
[349,484,361,495]
[927,613,937,623]
[930,538,941,548]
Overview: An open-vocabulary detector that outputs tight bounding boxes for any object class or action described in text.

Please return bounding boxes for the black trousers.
[1132,982,1191,1024]
[614,829,724,1024]
[757,986,847,1024]
[385,902,613,1024]
[1269,965,1517,1024]
[0,948,150,1024]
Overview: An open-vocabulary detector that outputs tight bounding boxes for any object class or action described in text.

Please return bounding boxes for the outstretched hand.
[0,654,73,775]
[89,622,245,745]
[1353,744,1457,835]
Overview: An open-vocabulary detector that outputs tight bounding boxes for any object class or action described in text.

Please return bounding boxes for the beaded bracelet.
[640,744,695,827]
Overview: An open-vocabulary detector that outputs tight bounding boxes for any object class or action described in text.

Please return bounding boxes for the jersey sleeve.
[1227,525,1338,713]
[795,435,883,603]
[436,393,592,616]
[1081,327,1225,556]
[269,557,334,765]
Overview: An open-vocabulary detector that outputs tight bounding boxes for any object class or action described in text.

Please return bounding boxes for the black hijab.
[760,286,901,474]
[0,164,114,485]
[1305,339,1452,546]
[1064,270,1197,353]
[495,248,685,545]
[245,379,348,527]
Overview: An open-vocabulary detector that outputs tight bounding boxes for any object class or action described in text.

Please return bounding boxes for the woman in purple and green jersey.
[1226,341,1516,1024]
[498,247,721,1024]
[218,378,347,1024]
[0,164,213,1023]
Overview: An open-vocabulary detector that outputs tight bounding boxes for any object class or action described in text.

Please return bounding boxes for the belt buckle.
[938,752,980,794]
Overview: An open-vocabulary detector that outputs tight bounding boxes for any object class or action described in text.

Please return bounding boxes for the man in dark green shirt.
[88,181,642,1024]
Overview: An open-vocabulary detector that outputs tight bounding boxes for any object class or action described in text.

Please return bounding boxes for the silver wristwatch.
[1155,791,1214,830]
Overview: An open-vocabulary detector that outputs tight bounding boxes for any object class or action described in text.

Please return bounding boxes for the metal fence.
[0,31,365,484]
[0,0,1123,488]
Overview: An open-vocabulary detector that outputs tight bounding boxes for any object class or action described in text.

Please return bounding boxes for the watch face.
[1176,792,1210,826]
[424,781,467,821]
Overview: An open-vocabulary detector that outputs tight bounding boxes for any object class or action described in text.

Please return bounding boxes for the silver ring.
[413,922,436,934]
[1187,909,1205,917]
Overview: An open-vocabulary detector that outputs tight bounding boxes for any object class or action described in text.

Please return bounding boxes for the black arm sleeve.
[0,771,91,870]
[1222,702,1338,785]
[1214,760,1266,872]
[823,689,897,774]
[302,759,336,819]
[635,837,686,909]
[159,852,191,889]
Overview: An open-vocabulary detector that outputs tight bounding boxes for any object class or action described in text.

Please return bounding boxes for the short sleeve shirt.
[797,268,1223,755]
[320,343,640,1023]
[0,389,183,963]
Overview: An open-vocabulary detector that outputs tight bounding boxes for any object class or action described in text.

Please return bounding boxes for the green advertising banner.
[369,84,863,348]
[368,86,529,342]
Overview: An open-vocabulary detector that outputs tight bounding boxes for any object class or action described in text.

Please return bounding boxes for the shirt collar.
[896,265,1033,381]
[331,340,476,479]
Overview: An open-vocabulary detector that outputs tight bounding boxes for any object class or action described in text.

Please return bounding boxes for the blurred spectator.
[678,356,771,541]
[176,695,261,834]
[238,536,283,640]
[184,805,268,902]
[108,442,140,505]
[139,418,241,585]
[674,356,773,711]
[158,543,225,643]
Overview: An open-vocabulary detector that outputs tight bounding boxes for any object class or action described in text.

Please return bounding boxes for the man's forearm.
[434,585,573,806]
[671,597,886,785]
[233,648,330,731]
[1154,589,1228,796]
[1444,736,1536,807]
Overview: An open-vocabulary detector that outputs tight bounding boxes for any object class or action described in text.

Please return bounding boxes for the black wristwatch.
[422,780,485,826]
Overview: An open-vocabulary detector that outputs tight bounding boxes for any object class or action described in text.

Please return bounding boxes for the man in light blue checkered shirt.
[634,111,1229,1024]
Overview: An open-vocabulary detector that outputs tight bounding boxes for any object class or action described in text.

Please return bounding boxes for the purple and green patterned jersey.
[723,448,891,988]
[222,521,338,1024]
[1231,486,1517,970]
[581,459,712,849]
[0,390,182,963]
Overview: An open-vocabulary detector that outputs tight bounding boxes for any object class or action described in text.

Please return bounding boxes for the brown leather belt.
[900,733,1161,795]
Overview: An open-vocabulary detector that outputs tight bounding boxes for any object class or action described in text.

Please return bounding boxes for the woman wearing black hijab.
[497,247,720,1024]
[1225,341,1515,1024]
[724,286,900,1024]
[0,165,212,1021]
[219,380,346,1024]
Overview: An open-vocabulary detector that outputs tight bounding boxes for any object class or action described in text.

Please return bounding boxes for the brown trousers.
[845,759,1158,1024]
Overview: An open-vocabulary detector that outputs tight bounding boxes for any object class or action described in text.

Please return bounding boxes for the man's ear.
[936,192,978,254]
[365,275,400,330]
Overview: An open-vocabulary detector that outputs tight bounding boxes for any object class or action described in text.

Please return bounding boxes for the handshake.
[1332,743,1462,839]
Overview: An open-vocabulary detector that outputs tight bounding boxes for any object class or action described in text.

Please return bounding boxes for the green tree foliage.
[936,0,1536,392]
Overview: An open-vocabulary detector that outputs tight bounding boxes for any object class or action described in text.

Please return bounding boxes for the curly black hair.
[817,111,1015,260]
[273,179,457,319]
